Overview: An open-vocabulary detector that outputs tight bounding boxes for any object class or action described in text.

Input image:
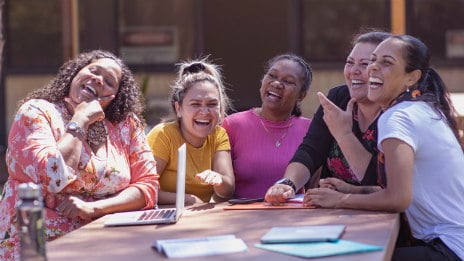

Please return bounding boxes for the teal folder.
[255,239,383,258]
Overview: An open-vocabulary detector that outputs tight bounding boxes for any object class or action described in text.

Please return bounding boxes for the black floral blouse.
[291,85,381,186]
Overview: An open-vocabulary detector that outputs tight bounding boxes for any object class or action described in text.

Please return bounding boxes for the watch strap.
[66,121,86,138]
[275,178,297,192]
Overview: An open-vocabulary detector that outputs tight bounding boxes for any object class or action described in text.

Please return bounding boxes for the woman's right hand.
[317,92,354,140]
[264,184,295,204]
[65,97,105,127]
[319,178,356,194]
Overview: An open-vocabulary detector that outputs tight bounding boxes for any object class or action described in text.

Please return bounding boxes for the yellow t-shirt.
[146,121,231,202]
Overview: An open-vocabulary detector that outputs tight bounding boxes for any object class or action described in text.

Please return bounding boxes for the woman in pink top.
[0,50,159,260]
[222,54,312,198]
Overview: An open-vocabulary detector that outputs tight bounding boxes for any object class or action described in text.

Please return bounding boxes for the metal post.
[61,0,79,62]
[391,0,406,34]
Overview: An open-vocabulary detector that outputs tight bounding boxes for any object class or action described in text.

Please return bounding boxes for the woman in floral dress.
[0,50,159,260]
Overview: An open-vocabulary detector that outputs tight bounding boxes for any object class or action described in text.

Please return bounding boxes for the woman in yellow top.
[147,59,235,204]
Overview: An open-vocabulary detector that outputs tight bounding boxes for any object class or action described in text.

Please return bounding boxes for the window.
[6,0,195,73]
[6,0,62,73]
[408,0,464,63]
[302,0,390,66]
[117,0,195,71]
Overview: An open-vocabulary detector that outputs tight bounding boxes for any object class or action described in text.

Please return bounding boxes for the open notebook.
[104,143,186,226]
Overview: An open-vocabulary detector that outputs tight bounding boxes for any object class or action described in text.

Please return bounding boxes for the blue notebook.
[255,239,383,258]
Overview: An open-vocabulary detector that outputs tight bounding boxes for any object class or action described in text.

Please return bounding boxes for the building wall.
[6,66,464,134]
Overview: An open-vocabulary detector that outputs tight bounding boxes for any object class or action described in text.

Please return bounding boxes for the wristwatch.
[275,178,297,192]
[66,121,86,137]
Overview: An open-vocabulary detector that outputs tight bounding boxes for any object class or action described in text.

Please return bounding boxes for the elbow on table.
[385,198,411,213]
[389,204,408,213]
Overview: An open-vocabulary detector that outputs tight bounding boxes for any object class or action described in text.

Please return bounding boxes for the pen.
[228,198,265,205]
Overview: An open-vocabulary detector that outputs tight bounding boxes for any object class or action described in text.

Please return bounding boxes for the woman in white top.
[303,35,464,261]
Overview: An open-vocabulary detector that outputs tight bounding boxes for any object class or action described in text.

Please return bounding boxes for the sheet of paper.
[153,234,248,258]
[255,239,383,258]
[287,193,305,203]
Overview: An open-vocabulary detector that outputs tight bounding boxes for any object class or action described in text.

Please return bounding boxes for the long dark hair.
[393,35,461,146]
[263,54,312,117]
[19,50,145,125]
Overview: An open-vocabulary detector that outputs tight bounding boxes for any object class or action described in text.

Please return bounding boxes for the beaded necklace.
[62,102,108,145]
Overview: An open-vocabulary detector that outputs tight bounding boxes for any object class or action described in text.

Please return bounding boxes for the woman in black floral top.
[266,30,390,203]
[318,85,381,186]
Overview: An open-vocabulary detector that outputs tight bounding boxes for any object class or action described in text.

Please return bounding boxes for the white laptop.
[260,224,346,243]
[104,143,186,226]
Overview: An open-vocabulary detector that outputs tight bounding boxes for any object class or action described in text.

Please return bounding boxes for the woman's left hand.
[195,169,223,185]
[56,195,96,220]
[303,188,346,208]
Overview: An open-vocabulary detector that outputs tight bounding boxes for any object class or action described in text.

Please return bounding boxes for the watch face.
[276,178,290,185]
[68,121,78,130]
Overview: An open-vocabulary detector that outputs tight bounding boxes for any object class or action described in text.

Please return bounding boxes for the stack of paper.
[152,234,248,258]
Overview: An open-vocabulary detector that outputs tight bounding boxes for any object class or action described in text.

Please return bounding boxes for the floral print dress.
[0,99,159,260]
[324,102,379,185]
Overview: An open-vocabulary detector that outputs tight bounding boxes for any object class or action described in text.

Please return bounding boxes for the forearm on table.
[284,162,311,191]
[213,176,235,199]
[334,132,372,181]
[92,186,146,217]
[157,190,178,205]
[351,185,383,194]
[338,188,409,212]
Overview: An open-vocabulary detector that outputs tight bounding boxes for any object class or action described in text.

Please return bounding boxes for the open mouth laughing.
[266,90,282,100]
[82,84,98,98]
[368,77,383,89]
[351,79,365,86]
[194,119,211,126]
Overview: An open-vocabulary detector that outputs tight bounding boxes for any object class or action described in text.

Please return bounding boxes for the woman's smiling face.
[260,59,306,117]
[344,42,377,103]
[175,80,221,146]
[68,58,122,109]
[367,38,420,109]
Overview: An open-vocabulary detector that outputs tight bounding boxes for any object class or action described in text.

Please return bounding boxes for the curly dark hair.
[18,50,145,125]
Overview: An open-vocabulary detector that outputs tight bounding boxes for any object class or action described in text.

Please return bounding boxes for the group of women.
[0,30,463,261]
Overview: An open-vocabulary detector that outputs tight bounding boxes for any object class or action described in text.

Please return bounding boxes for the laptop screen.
[175,143,186,220]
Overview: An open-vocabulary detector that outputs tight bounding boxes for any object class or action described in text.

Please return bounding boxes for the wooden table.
[47,203,399,261]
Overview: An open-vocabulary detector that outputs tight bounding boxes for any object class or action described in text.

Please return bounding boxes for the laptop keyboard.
[137,209,175,221]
